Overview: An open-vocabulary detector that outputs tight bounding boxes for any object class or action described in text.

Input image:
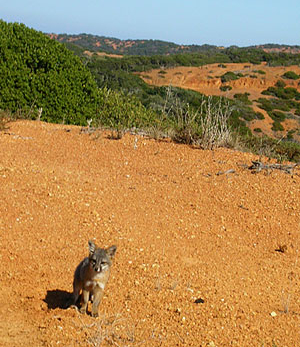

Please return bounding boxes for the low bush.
[268,110,287,122]
[253,69,266,75]
[94,87,157,131]
[271,121,284,132]
[287,130,295,140]
[282,71,299,80]
[220,71,243,83]
[255,112,265,120]
[262,84,300,100]
[220,85,232,91]
[275,80,286,88]
[240,135,300,162]
[234,93,252,105]
[256,97,296,112]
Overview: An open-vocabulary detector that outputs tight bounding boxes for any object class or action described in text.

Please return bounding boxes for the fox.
[68,240,117,317]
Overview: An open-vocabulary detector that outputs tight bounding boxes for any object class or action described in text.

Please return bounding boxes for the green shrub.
[257,97,297,112]
[262,84,300,101]
[220,85,232,91]
[253,128,262,133]
[287,130,295,140]
[279,142,300,161]
[275,80,286,88]
[0,20,98,125]
[268,110,286,122]
[95,87,157,130]
[256,98,274,112]
[229,110,251,136]
[233,93,252,105]
[241,135,300,162]
[253,70,266,75]
[255,112,265,120]
[220,71,242,83]
[271,121,284,131]
[282,71,300,80]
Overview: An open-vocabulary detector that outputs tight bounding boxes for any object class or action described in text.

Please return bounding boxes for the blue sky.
[2,0,300,47]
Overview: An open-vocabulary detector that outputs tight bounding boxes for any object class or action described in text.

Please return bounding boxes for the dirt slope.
[0,121,300,347]
[139,63,300,99]
[139,63,300,139]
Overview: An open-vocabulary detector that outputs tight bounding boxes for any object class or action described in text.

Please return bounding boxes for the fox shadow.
[44,289,74,310]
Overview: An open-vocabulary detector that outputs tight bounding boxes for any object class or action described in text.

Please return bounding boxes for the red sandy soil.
[0,120,300,347]
[139,63,300,140]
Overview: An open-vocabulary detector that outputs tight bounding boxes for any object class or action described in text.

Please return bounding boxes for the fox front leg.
[91,289,104,317]
[79,289,89,314]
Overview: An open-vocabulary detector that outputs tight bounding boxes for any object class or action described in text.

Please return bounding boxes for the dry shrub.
[198,96,233,150]
[166,91,234,150]
[0,109,12,131]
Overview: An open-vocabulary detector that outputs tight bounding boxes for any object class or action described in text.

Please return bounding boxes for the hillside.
[139,62,300,141]
[48,33,300,56]
[0,120,300,347]
[255,44,300,54]
[1,19,299,159]
[48,33,219,55]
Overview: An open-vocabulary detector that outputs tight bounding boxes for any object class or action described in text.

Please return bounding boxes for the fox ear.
[106,245,117,259]
[88,240,96,255]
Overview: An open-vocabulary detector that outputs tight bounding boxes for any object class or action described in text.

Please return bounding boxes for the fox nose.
[95,266,100,272]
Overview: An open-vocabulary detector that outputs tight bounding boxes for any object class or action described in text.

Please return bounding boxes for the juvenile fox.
[69,240,117,317]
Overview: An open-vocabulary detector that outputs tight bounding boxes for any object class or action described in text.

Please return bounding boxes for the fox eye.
[90,259,96,265]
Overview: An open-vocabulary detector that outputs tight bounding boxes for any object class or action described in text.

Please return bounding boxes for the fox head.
[88,240,117,273]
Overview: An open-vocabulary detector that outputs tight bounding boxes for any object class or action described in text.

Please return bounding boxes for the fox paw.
[79,307,87,314]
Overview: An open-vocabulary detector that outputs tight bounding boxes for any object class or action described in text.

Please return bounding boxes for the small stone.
[270,311,277,317]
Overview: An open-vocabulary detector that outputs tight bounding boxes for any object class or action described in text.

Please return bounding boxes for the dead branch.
[216,169,235,176]
[248,160,298,174]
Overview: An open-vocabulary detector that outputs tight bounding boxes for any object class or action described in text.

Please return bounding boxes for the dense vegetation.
[0,20,101,124]
[0,21,157,127]
[76,47,300,73]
